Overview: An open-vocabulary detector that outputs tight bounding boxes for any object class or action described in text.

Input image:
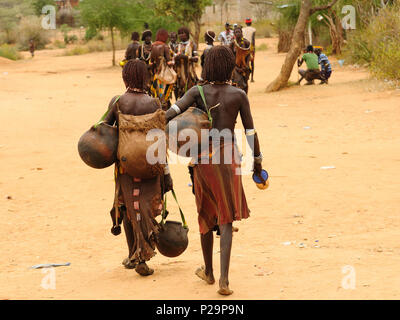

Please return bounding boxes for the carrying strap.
[197,85,213,125]
[113,167,121,228]
[94,95,121,129]
[161,189,188,229]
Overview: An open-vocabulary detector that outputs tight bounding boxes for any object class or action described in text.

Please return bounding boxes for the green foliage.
[0,43,23,60]
[31,0,55,16]
[60,24,78,44]
[371,40,400,82]
[155,0,212,25]
[155,0,212,42]
[84,26,98,42]
[80,0,136,34]
[0,0,34,44]
[145,15,181,37]
[344,3,400,82]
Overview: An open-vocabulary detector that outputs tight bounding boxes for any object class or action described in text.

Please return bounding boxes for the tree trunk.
[110,27,116,66]
[323,10,343,55]
[278,29,294,53]
[193,17,201,47]
[266,0,313,92]
[266,0,339,92]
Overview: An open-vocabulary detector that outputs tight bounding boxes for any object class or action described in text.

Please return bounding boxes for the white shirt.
[218,30,234,46]
[242,26,256,43]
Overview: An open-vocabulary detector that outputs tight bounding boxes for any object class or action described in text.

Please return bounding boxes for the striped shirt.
[318,53,332,72]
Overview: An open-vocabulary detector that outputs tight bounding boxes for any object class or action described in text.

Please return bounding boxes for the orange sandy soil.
[1,38,400,300]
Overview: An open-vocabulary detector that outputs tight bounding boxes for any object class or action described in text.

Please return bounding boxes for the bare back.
[151,42,171,69]
[168,84,253,132]
[166,83,261,156]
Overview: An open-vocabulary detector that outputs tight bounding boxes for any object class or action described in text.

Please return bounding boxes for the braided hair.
[178,26,190,37]
[205,30,216,43]
[156,28,169,43]
[131,32,139,41]
[141,30,153,41]
[122,60,148,91]
[203,45,235,82]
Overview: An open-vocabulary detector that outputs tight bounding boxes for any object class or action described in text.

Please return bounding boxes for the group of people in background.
[121,18,257,109]
[297,44,332,85]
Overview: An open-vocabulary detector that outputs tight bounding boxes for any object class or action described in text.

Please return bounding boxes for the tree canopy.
[155,0,212,44]
[80,0,139,65]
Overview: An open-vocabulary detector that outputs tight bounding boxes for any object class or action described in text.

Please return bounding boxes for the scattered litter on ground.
[365,110,373,113]
[298,243,307,248]
[282,241,292,246]
[320,166,336,170]
[30,262,71,269]
[255,271,273,277]
[6,196,12,200]
[303,126,311,130]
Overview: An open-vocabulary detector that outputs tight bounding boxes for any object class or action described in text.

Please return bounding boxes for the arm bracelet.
[254,152,263,164]
[164,164,170,175]
[171,104,181,115]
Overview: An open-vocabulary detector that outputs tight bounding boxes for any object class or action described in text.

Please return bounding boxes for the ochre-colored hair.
[122,60,148,90]
[156,29,169,43]
[204,45,235,82]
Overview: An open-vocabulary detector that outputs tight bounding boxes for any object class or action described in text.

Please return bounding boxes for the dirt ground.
[1,38,400,300]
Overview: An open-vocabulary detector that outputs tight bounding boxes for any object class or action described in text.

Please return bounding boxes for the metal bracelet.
[246,129,256,136]
[164,165,170,175]
[171,104,181,115]
[254,152,263,164]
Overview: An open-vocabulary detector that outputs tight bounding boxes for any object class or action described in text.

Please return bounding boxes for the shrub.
[371,40,400,82]
[0,44,23,61]
[53,40,66,49]
[256,43,268,51]
[17,16,50,51]
[343,3,400,82]
[64,46,90,56]
[85,27,98,42]
[63,36,130,56]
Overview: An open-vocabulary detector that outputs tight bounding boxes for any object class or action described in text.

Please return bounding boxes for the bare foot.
[135,262,154,276]
[122,257,137,269]
[195,266,215,284]
[232,226,239,232]
[218,279,233,296]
